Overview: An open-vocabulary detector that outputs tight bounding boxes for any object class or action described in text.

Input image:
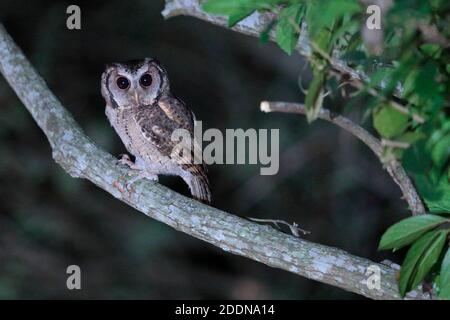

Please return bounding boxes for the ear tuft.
[104,63,116,70]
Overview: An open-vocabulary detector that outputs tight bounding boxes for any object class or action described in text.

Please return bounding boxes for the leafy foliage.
[202,0,288,27]
[373,104,409,139]
[440,248,450,299]
[379,214,450,297]
[202,0,450,298]
[379,215,448,251]
[398,229,448,297]
[275,3,304,55]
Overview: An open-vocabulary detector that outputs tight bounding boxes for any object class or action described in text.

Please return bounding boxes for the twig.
[381,139,411,149]
[260,101,425,216]
[248,217,311,237]
[327,68,426,124]
[0,24,430,299]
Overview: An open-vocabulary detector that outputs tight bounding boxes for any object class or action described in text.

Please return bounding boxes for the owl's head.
[101,58,169,108]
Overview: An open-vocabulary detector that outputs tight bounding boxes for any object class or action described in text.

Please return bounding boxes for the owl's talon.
[117,154,141,170]
[126,169,138,177]
[125,181,136,192]
[118,153,130,160]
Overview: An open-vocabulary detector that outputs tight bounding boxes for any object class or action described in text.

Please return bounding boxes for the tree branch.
[161,0,364,82]
[260,101,425,216]
[0,24,430,299]
[162,0,424,122]
[164,1,388,90]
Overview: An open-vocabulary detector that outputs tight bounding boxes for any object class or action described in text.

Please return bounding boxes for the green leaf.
[399,230,448,297]
[424,177,450,213]
[373,104,409,139]
[306,0,360,39]
[420,43,442,58]
[228,9,255,27]
[414,61,440,102]
[259,20,276,43]
[342,50,367,65]
[397,131,426,144]
[379,215,449,250]
[312,26,334,53]
[410,172,450,214]
[202,0,252,15]
[305,70,325,122]
[275,4,304,55]
[431,134,450,170]
[404,143,450,213]
[369,68,394,88]
[404,141,432,175]
[202,0,281,15]
[203,0,288,28]
[321,0,361,20]
[439,248,450,299]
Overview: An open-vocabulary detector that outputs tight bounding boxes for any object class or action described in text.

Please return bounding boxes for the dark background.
[0,0,407,299]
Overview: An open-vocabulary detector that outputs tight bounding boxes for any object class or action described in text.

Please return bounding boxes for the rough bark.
[0,24,431,300]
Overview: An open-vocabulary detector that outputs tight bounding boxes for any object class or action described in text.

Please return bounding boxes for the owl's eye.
[139,73,152,87]
[116,77,130,90]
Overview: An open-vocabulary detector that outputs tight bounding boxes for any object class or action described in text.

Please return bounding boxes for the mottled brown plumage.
[100,58,211,203]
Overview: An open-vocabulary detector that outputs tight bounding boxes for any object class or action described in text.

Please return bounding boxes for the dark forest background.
[0,0,408,299]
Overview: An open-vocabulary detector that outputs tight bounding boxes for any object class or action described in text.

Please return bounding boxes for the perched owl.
[100,58,211,204]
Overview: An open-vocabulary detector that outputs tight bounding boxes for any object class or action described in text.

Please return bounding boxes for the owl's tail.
[183,170,212,205]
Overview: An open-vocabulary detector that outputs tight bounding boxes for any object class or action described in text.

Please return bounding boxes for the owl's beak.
[133,91,140,105]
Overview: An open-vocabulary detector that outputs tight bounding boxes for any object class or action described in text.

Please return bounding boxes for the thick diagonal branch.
[260,101,425,216]
[0,24,430,300]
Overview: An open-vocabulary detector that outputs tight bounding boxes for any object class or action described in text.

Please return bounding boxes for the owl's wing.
[134,95,206,173]
[158,96,206,171]
[157,95,195,130]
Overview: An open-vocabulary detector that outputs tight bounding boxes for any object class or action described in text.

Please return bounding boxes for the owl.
[100,58,211,204]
